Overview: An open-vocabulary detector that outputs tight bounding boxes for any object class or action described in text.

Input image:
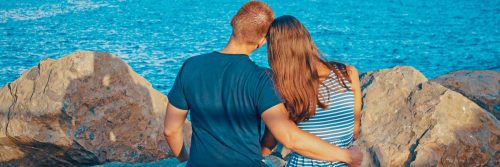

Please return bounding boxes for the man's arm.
[347,66,362,140]
[261,103,363,165]
[163,104,189,162]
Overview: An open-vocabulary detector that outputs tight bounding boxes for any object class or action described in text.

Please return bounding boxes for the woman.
[261,15,362,167]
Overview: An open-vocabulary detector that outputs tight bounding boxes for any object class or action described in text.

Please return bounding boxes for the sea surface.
[0,0,499,165]
[1,0,499,94]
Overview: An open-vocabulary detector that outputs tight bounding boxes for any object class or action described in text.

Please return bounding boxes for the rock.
[0,51,191,166]
[1,53,497,166]
[266,66,499,166]
[357,66,500,166]
[432,70,500,120]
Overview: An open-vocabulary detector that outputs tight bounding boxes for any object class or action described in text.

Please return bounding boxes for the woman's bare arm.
[347,65,362,141]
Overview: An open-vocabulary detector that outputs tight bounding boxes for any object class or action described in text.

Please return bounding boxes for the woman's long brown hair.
[267,15,351,123]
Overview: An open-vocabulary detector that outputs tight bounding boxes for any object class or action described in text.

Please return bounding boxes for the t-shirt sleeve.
[256,71,283,115]
[167,62,189,110]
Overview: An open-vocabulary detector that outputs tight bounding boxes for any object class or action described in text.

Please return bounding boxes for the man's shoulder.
[245,67,274,87]
[179,52,218,69]
[259,67,272,74]
[184,52,215,62]
[255,67,273,78]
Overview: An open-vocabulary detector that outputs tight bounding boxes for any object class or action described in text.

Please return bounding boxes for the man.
[163,1,363,167]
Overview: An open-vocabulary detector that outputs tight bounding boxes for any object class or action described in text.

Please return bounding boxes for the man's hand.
[347,146,363,166]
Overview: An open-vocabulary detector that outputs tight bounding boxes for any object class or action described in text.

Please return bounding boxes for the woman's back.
[286,70,354,167]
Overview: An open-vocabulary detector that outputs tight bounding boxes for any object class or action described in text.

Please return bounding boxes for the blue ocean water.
[1,0,499,94]
[0,0,499,166]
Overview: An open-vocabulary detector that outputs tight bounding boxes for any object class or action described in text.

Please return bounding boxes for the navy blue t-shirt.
[168,51,282,167]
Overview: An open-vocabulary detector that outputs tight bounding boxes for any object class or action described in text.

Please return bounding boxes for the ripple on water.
[0,0,499,96]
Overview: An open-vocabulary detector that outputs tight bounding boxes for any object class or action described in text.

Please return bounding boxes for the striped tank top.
[286,70,354,167]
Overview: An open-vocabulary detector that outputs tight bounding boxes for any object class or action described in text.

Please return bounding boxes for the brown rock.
[357,66,500,166]
[267,67,499,167]
[0,51,191,166]
[356,66,428,166]
[432,70,500,120]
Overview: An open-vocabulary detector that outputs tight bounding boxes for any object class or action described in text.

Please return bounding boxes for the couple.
[163,1,363,167]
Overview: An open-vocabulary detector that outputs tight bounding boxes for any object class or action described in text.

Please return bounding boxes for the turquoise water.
[0,0,499,166]
[1,0,499,94]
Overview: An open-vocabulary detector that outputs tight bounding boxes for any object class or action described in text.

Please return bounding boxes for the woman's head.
[267,15,350,123]
[266,15,323,123]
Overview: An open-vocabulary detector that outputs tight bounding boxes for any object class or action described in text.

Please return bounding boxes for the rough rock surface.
[1,52,498,167]
[263,66,499,167]
[357,66,500,166]
[432,70,500,120]
[0,51,191,166]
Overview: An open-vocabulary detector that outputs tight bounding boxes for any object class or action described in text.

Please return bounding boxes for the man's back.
[168,51,282,167]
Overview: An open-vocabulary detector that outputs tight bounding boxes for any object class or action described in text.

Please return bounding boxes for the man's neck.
[219,38,257,56]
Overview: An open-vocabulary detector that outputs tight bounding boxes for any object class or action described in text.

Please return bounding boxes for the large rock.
[357,66,500,166]
[265,66,499,167]
[432,70,500,120]
[0,51,191,166]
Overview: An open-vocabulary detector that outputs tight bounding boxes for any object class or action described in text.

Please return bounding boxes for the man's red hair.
[231,1,274,45]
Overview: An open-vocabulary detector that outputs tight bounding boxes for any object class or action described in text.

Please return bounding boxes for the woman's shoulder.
[344,65,360,89]
[326,61,356,70]
[325,61,361,86]
[345,65,358,76]
[326,61,350,75]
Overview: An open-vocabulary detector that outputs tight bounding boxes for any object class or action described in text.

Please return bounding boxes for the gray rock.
[0,51,191,166]
[357,66,500,166]
[1,52,497,167]
[265,66,499,167]
[432,70,500,120]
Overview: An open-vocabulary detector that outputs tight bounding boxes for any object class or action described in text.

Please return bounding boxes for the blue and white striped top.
[286,70,354,167]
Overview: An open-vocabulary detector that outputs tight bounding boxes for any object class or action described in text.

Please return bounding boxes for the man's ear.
[230,15,236,27]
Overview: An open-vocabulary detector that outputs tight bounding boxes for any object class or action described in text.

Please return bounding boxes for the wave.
[0,0,115,23]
